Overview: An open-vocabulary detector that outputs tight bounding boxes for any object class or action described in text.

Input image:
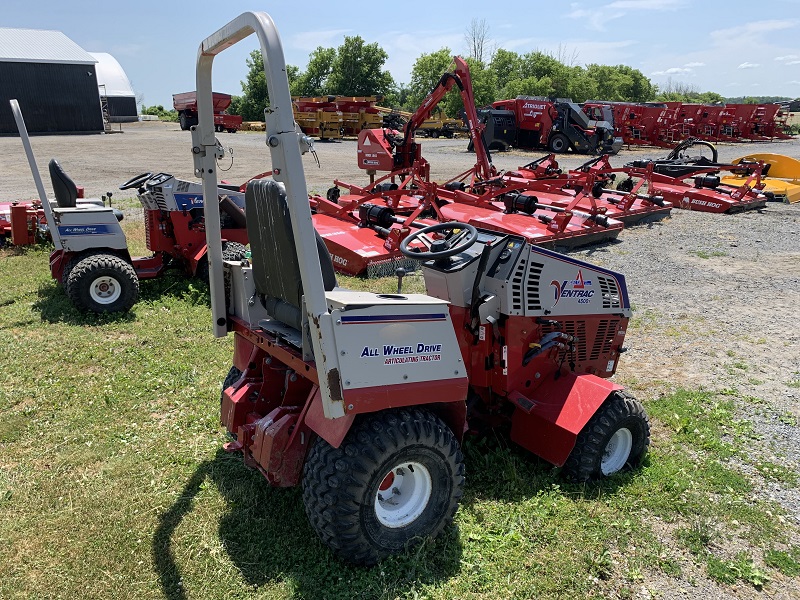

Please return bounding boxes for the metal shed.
[0,27,104,134]
[90,52,138,123]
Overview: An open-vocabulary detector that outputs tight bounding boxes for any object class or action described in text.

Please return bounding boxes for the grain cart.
[173,91,243,132]
[194,12,649,565]
[10,100,248,313]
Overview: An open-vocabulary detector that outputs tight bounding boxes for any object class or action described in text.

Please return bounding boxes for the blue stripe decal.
[57,224,117,236]
[341,313,447,324]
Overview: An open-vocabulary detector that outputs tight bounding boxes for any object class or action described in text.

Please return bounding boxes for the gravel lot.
[2,122,798,597]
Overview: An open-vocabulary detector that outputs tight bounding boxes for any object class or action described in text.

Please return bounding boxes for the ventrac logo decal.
[550,270,595,307]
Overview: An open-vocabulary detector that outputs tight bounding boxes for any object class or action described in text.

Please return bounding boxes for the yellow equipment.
[722,153,800,204]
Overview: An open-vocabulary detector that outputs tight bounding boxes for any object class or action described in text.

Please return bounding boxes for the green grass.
[1,245,798,599]
[690,250,727,259]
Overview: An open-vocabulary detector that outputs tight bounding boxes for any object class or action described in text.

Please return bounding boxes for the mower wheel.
[563,391,650,481]
[302,408,464,565]
[548,133,570,153]
[66,253,139,313]
[617,178,635,193]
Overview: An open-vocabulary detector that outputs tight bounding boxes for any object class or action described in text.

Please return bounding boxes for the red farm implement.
[315,59,622,276]
[583,102,682,148]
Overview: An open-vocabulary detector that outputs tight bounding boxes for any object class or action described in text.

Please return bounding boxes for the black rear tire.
[302,408,464,565]
[196,241,247,282]
[179,113,188,131]
[548,133,570,153]
[221,365,242,405]
[66,253,139,313]
[562,391,650,481]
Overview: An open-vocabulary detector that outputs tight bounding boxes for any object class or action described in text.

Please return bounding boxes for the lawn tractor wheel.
[302,408,464,565]
[222,241,247,262]
[66,253,139,313]
[563,391,650,481]
[548,133,570,153]
[196,241,247,282]
[221,365,242,405]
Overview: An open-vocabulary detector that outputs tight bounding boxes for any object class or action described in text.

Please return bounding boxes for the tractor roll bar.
[9,99,62,249]
[194,11,345,419]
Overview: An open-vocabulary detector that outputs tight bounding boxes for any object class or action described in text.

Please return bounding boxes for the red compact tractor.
[194,12,650,566]
[10,100,249,312]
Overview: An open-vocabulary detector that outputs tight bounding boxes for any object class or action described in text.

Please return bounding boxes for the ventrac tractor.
[195,12,650,566]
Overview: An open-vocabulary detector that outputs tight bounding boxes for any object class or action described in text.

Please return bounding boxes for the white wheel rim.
[89,276,122,305]
[374,461,432,528]
[601,427,633,475]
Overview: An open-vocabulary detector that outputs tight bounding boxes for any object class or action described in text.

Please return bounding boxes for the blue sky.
[4,0,800,107]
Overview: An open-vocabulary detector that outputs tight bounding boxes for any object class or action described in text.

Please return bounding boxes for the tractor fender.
[508,372,623,467]
[304,392,467,449]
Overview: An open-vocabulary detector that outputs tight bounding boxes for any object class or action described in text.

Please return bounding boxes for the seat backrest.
[245,179,336,327]
[49,159,78,208]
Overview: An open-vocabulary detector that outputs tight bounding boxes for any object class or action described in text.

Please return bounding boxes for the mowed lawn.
[1,242,799,600]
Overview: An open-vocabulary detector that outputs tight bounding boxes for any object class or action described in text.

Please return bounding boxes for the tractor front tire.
[66,253,139,313]
[221,365,242,405]
[302,408,464,566]
[563,391,650,481]
[548,133,570,153]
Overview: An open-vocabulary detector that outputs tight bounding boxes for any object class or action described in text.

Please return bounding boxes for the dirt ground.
[2,122,799,597]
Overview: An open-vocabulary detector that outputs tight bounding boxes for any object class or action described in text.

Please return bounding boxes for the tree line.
[147,31,790,121]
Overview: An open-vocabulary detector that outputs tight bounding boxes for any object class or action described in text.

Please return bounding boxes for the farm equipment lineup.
[193,11,650,567]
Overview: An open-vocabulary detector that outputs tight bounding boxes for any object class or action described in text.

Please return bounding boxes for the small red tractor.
[174,91,242,133]
[10,100,248,313]
[194,12,650,565]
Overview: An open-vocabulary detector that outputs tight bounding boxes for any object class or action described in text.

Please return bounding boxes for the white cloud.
[711,19,798,44]
[788,60,800,65]
[684,61,705,68]
[738,62,760,69]
[789,80,800,85]
[607,0,685,8]
[775,54,799,61]
[651,66,692,75]
[289,29,352,53]
[566,6,625,31]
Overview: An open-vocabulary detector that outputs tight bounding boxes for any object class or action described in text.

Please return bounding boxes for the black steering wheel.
[119,172,154,190]
[400,222,479,260]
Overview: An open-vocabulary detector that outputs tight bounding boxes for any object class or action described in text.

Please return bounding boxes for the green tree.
[238,49,268,121]
[327,36,394,97]
[236,51,301,120]
[442,58,496,117]
[291,47,336,97]
[408,48,454,110]
[490,49,524,91]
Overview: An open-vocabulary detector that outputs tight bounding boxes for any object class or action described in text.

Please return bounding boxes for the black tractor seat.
[245,179,336,332]
[49,159,124,222]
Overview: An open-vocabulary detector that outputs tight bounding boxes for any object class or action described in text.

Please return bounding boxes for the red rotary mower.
[313,58,622,276]
[194,12,650,566]
[615,139,770,213]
